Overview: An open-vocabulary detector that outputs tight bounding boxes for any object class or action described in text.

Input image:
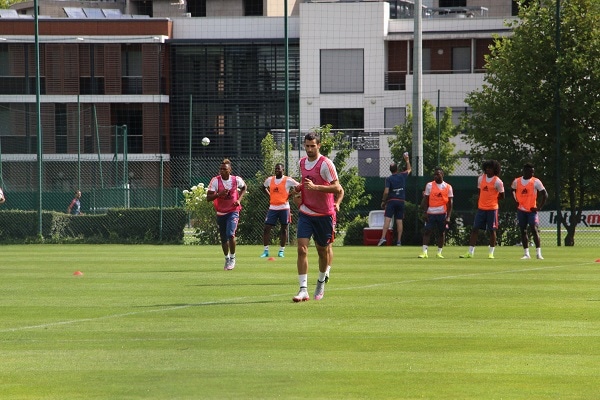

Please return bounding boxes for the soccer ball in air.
[202,137,210,146]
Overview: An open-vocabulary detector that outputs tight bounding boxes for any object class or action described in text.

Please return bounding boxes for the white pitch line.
[342,262,595,290]
[1,261,594,333]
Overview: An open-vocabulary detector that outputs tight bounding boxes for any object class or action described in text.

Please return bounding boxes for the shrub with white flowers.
[182,183,219,244]
[182,183,209,215]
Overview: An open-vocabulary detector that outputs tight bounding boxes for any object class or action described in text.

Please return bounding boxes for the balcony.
[385,71,406,91]
[428,7,489,19]
[0,77,46,95]
[122,77,142,95]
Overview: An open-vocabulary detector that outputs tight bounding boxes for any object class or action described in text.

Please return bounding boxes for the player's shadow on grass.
[190,282,287,287]
[139,300,276,308]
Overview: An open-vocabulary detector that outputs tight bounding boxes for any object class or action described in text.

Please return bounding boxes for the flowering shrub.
[182,183,219,244]
[182,183,209,214]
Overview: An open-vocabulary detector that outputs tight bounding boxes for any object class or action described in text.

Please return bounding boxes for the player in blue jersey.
[378,152,411,246]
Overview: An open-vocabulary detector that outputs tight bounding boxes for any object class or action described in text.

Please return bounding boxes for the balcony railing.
[428,6,489,18]
[122,77,143,95]
[385,71,407,91]
[0,77,46,95]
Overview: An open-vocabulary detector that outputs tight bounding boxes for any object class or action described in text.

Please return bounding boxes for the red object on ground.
[363,228,393,246]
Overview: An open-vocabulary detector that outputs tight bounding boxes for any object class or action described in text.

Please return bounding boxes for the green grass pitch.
[1,244,599,399]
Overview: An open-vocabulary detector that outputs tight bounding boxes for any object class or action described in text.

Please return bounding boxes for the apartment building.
[0,0,517,190]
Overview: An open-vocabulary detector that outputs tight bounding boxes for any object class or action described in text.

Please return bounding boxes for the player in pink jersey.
[291,132,343,302]
[207,159,246,270]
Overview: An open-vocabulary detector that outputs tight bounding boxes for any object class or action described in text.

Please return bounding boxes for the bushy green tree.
[388,100,462,175]
[236,133,284,245]
[259,133,284,178]
[313,124,371,229]
[0,0,23,9]
[463,0,600,246]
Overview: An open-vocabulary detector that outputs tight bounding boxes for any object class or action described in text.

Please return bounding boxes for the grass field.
[1,244,599,399]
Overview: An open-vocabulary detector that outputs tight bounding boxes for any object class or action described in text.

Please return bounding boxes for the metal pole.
[412,0,423,177]
[189,94,193,187]
[284,0,289,173]
[0,139,4,189]
[77,95,81,190]
[123,125,128,207]
[34,0,43,235]
[436,89,441,167]
[159,154,164,242]
[114,125,119,186]
[122,125,127,188]
[555,0,561,246]
[93,105,104,188]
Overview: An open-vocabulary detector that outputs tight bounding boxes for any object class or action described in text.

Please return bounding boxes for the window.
[122,45,142,77]
[244,0,263,16]
[80,77,104,95]
[122,45,142,95]
[55,104,67,154]
[512,0,530,16]
[0,104,9,136]
[452,47,471,74]
[188,0,206,17]
[451,107,470,126]
[422,48,431,74]
[321,108,366,150]
[320,49,364,94]
[0,45,8,76]
[410,47,431,74]
[389,0,416,19]
[137,0,153,17]
[112,105,143,154]
[385,108,406,131]
[438,0,466,6]
[321,109,363,131]
[80,45,104,95]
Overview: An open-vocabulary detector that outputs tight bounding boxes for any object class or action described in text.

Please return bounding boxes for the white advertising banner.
[538,211,600,228]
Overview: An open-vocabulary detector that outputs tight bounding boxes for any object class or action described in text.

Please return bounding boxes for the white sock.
[437,248,443,254]
[298,274,308,289]
[422,245,428,253]
[230,253,235,260]
[326,265,331,274]
[279,247,285,252]
[264,246,269,252]
[318,272,327,282]
[536,248,542,257]
[489,247,495,255]
[469,246,475,254]
[524,248,530,257]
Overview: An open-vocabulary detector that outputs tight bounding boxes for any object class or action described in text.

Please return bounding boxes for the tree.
[463,0,600,246]
[0,0,23,9]
[313,124,371,229]
[236,133,284,245]
[388,100,463,175]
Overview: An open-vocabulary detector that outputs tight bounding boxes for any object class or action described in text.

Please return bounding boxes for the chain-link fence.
[1,136,599,246]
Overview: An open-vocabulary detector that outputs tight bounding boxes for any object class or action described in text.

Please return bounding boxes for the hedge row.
[0,208,188,244]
